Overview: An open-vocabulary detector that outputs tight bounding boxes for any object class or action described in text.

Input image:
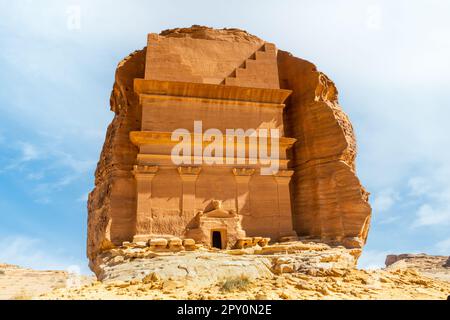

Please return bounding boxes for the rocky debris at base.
[2,250,450,300]
[385,253,450,282]
[91,241,360,285]
[40,264,450,300]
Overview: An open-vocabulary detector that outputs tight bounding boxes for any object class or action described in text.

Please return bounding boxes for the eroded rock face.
[87,26,371,270]
[87,49,146,267]
[385,254,450,282]
[277,53,371,247]
[40,247,450,300]
[92,241,359,284]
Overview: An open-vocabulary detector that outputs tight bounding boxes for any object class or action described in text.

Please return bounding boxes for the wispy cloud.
[413,203,450,228]
[409,167,450,228]
[435,237,450,255]
[372,189,399,212]
[19,142,40,162]
[0,235,91,274]
[0,137,95,203]
[358,250,390,270]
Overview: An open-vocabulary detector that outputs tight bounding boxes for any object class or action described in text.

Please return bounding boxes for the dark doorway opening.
[212,231,222,249]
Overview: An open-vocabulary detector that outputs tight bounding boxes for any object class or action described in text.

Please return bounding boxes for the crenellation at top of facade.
[144,32,280,89]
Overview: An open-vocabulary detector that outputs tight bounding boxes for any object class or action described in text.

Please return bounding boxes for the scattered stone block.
[183,239,196,251]
[235,237,253,249]
[134,241,148,248]
[183,238,195,246]
[168,238,183,251]
[252,237,262,246]
[168,238,182,246]
[258,238,270,247]
[149,238,168,250]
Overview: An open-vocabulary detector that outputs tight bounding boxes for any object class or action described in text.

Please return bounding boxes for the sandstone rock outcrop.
[39,248,450,300]
[385,253,450,282]
[87,26,371,270]
[87,48,146,268]
[0,263,93,300]
[277,53,371,248]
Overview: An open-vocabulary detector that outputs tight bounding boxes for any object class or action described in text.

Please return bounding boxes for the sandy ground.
[40,268,450,300]
[2,248,449,300]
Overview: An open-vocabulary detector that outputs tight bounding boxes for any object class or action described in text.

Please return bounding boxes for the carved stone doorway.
[211,230,223,249]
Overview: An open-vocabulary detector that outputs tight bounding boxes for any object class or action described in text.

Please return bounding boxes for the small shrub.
[220,275,251,292]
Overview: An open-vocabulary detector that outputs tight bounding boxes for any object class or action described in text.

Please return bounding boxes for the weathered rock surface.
[39,248,450,300]
[91,241,359,286]
[385,254,450,282]
[87,48,146,266]
[87,26,371,270]
[3,251,449,300]
[277,53,371,247]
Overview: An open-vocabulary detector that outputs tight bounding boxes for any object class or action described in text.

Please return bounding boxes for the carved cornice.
[273,169,294,177]
[134,78,292,105]
[130,131,297,148]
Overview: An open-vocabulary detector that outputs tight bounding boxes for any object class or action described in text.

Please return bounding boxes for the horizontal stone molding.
[130,131,297,148]
[139,93,286,109]
[132,165,159,177]
[134,79,292,105]
[232,168,256,176]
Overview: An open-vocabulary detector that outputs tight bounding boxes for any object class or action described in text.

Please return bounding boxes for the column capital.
[232,168,255,176]
[133,165,158,179]
[177,166,201,182]
[273,169,294,183]
[177,166,202,176]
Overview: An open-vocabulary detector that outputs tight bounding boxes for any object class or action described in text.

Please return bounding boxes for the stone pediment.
[201,200,236,218]
[203,208,234,218]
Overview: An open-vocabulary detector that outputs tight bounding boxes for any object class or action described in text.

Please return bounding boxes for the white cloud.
[413,204,450,228]
[357,250,390,270]
[410,168,450,228]
[26,171,44,180]
[435,237,450,255]
[52,150,95,174]
[408,177,432,197]
[0,136,96,203]
[0,235,91,274]
[372,189,399,213]
[378,215,400,225]
[19,142,40,162]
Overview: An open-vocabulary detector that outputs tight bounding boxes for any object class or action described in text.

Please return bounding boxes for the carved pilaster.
[133,165,158,241]
[273,170,295,236]
[233,168,255,216]
[177,166,202,220]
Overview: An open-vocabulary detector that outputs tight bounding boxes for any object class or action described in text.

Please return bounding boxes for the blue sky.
[0,0,449,274]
